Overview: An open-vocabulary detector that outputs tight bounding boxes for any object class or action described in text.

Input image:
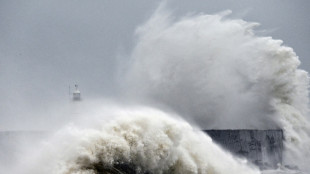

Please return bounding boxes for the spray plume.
[126,7,310,172]
[12,5,310,174]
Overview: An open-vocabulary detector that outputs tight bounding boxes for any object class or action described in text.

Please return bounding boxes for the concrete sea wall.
[204,130,284,169]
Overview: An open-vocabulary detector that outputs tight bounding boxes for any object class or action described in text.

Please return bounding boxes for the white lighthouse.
[72,84,81,101]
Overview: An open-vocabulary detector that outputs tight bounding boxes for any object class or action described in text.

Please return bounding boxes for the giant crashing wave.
[125,7,310,173]
[21,6,310,174]
[24,107,259,174]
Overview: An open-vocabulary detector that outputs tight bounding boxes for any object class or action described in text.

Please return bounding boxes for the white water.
[126,6,310,173]
[11,6,310,174]
[21,106,259,174]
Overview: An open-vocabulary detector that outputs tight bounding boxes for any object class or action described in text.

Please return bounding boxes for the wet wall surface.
[204,129,284,169]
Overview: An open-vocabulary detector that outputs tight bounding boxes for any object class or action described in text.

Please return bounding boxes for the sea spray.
[23,107,260,174]
[12,6,310,174]
[125,7,310,172]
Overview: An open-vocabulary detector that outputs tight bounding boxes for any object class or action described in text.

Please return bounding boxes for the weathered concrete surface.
[204,130,284,169]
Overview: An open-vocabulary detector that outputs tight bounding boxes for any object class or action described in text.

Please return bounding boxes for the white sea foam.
[125,6,310,172]
[22,107,260,174]
[12,5,310,174]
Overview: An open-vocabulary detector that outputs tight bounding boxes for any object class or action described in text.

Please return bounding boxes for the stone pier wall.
[204,129,284,169]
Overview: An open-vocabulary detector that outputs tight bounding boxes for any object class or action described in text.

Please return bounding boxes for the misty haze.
[0,1,310,174]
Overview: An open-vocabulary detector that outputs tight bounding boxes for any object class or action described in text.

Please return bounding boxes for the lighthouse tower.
[72,84,81,101]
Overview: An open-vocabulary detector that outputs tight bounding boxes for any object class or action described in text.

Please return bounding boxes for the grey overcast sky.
[0,0,309,130]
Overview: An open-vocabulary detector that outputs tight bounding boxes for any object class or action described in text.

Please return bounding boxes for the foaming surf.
[8,5,310,174]
[126,6,310,173]
[22,107,260,174]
